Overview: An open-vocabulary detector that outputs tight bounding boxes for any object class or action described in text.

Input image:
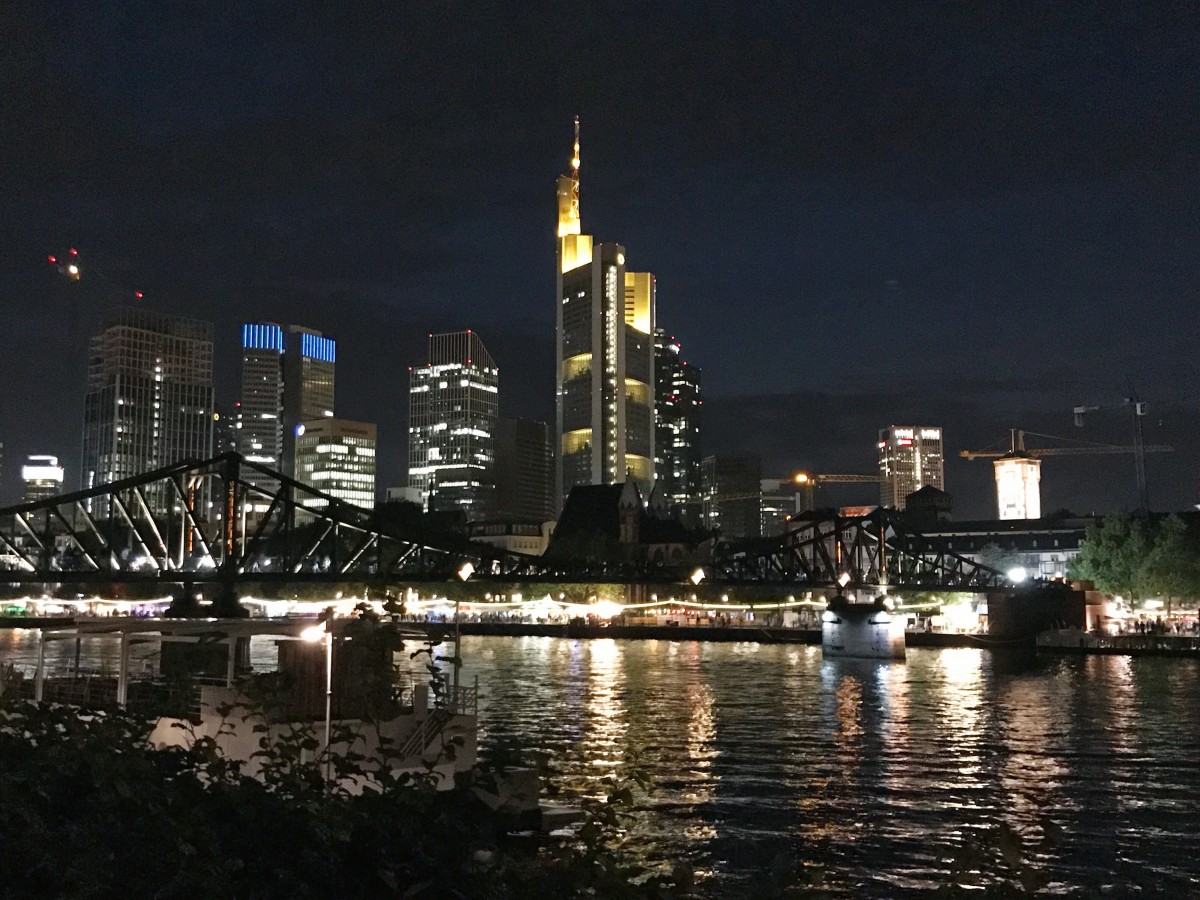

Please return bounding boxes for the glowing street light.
[453,561,474,694]
[1007,566,1028,584]
[301,621,333,782]
[690,567,705,586]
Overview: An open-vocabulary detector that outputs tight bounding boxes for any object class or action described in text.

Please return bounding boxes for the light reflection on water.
[4,628,1200,895]
[458,637,1200,897]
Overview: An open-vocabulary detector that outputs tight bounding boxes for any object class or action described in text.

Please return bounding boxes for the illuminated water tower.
[994,454,1041,520]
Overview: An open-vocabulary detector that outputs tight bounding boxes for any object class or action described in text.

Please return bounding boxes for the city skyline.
[2,4,1198,516]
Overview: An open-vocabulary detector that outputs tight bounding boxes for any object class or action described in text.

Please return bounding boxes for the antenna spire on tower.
[572,115,581,177]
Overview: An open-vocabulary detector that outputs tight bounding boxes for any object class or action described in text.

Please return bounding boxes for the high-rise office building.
[282,326,335,475]
[555,118,655,509]
[237,323,285,503]
[654,329,703,526]
[408,331,498,519]
[237,323,336,501]
[495,417,555,523]
[760,478,799,535]
[702,454,762,540]
[82,308,214,515]
[21,456,64,504]
[295,418,377,510]
[878,426,944,509]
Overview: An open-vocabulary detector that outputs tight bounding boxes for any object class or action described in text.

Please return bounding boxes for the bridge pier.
[211,583,248,619]
[165,580,202,618]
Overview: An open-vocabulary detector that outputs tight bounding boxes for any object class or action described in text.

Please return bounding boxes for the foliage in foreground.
[0,698,682,899]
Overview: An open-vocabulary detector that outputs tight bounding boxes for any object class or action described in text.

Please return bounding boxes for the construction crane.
[1074,381,1157,512]
[791,472,883,512]
[960,429,1173,519]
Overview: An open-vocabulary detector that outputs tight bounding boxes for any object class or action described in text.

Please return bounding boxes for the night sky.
[2,2,1198,516]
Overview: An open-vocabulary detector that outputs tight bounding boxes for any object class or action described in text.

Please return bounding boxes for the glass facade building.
[701,454,762,540]
[495,417,555,523]
[653,329,703,526]
[408,331,498,519]
[82,308,214,516]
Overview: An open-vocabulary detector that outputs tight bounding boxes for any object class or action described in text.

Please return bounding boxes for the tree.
[1067,512,1151,600]
[979,542,1023,575]
[1142,514,1200,618]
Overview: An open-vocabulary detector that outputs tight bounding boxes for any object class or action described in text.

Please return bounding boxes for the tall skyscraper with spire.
[555,117,656,509]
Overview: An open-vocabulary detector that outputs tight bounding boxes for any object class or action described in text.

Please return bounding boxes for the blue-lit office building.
[238,323,336,492]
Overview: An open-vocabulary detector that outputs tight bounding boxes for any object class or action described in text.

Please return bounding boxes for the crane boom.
[959,429,1172,459]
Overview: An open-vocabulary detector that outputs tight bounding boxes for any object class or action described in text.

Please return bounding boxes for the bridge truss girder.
[0,453,539,586]
[711,508,1006,592]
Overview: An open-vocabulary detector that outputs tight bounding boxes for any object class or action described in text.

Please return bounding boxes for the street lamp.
[690,567,705,586]
[301,622,333,782]
[453,562,473,696]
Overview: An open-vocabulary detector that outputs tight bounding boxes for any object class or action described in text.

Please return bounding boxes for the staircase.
[396,707,453,762]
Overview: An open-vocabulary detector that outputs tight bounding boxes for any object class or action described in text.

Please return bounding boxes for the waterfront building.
[654,329,703,526]
[294,418,376,510]
[878,425,944,510]
[702,454,762,540]
[555,118,655,509]
[408,331,498,519]
[495,417,554,523]
[468,520,556,556]
[906,516,1095,581]
[21,455,64,503]
[82,308,214,515]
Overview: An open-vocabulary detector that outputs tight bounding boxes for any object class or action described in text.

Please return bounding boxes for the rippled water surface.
[5,629,1199,895]
[458,637,1200,896]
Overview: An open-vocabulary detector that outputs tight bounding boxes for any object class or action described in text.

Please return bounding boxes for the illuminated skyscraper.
[878,426,945,509]
[238,323,285,505]
[556,117,655,509]
[295,418,376,510]
[237,323,336,497]
[282,326,336,477]
[82,308,214,515]
[408,331,498,519]
[653,329,702,525]
[21,456,64,504]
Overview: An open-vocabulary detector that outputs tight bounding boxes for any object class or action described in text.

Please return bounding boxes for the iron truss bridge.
[0,453,541,588]
[0,454,1006,594]
[709,508,1008,592]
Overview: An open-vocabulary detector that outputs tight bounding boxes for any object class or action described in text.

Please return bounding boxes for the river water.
[5,629,1199,895]
[459,636,1200,896]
